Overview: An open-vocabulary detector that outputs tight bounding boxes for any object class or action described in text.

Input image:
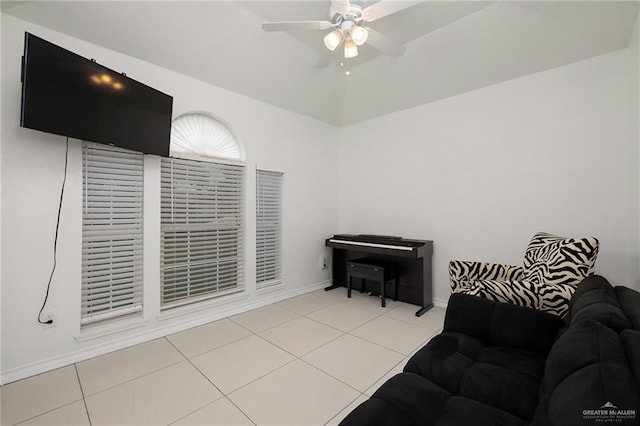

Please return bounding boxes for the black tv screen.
[20,32,173,157]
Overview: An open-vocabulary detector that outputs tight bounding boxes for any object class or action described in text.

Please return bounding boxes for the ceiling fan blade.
[361,1,420,22]
[365,28,406,58]
[330,0,351,17]
[262,21,333,32]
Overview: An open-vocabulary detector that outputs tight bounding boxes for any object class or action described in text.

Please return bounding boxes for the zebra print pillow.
[523,232,599,287]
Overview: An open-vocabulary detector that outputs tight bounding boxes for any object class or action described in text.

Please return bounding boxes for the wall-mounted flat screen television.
[20,32,173,157]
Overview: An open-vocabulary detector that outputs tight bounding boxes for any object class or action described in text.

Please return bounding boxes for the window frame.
[255,168,283,290]
[81,142,144,326]
[160,155,245,310]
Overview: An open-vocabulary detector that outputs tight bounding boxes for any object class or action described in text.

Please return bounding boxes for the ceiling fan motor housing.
[332,5,364,42]
[262,1,407,60]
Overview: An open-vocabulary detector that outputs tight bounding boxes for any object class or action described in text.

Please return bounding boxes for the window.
[160,113,244,309]
[82,143,143,326]
[160,158,244,308]
[169,112,241,160]
[256,169,283,289]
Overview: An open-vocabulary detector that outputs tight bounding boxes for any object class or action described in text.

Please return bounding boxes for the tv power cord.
[37,138,68,325]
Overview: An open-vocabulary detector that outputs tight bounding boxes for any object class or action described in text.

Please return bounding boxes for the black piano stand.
[325,235,433,317]
[414,306,432,317]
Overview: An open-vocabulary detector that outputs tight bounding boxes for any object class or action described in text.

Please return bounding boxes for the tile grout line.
[227,307,303,335]
[165,317,301,400]
[301,306,420,358]
[217,330,367,424]
[201,315,363,417]
[311,297,443,337]
[225,323,367,399]
[136,309,433,420]
[163,336,224,396]
[276,292,346,316]
[209,309,363,404]
[217,299,430,418]
[224,356,300,396]
[5,293,443,426]
[253,324,347,359]
[166,326,253,360]
[346,326,436,358]
[16,305,434,422]
[322,392,367,426]
[360,356,410,398]
[10,399,87,426]
[277,295,443,391]
[163,337,258,426]
[302,305,386,334]
[78,357,186,399]
[296,357,368,396]
[4,365,87,426]
[74,363,93,426]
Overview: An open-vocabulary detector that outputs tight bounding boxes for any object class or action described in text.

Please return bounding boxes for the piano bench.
[346,258,398,308]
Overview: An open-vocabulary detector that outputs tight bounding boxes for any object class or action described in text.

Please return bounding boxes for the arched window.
[169,112,242,161]
[160,113,244,309]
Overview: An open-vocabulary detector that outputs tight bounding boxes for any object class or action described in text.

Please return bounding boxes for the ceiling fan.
[261,0,417,61]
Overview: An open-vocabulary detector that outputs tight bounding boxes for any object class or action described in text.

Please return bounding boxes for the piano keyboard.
[328,238,415,252]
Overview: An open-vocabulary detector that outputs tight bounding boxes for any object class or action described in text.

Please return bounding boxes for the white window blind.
[161,157,244,309]
[256,169,283,289]
[82,144,143,326]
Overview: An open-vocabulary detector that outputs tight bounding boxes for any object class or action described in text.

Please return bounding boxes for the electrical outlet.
[319,256,328,270]
[41,310,58,328]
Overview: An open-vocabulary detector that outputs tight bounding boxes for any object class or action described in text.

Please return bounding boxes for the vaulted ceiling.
[2,1,639,126]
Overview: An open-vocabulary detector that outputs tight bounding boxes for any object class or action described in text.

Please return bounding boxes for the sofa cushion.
[522,232,599,286]
[332,372,452,426]
[616,286,640,330]
[459,361,541,420]
[622,330,640,385]
[477,346,546,379]
[338,397,415,426]
[444,294,562,355]
[404,333,479,394]
[405,330,548,421]
[568,275,631,331]
[534,319,640,426]
[368,372,450,425]
[443,293,495,344]
[340,374,530,426]
[434,396,529,426]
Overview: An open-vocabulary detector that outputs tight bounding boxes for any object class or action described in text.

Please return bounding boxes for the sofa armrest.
[449,260,524,292]
[444,293,563,355]
[463,280,575,317]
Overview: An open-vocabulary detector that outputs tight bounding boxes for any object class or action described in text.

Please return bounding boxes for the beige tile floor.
[1,287,445,426]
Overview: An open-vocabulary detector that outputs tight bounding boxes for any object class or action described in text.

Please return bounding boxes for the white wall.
[3,10,639,385]
[634,11,640,288]
[339,47,639,304]
[1,14,340,383]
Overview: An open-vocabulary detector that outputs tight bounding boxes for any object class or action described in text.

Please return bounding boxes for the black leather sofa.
[339,275,640,426]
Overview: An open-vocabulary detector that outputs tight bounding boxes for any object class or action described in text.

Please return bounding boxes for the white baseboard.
[432,297,448,309]
[1,280,330,385]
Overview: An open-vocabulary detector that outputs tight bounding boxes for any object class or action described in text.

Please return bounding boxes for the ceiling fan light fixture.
[323,29,343,51]
[349,25,368,46]
[344,39,358,58]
